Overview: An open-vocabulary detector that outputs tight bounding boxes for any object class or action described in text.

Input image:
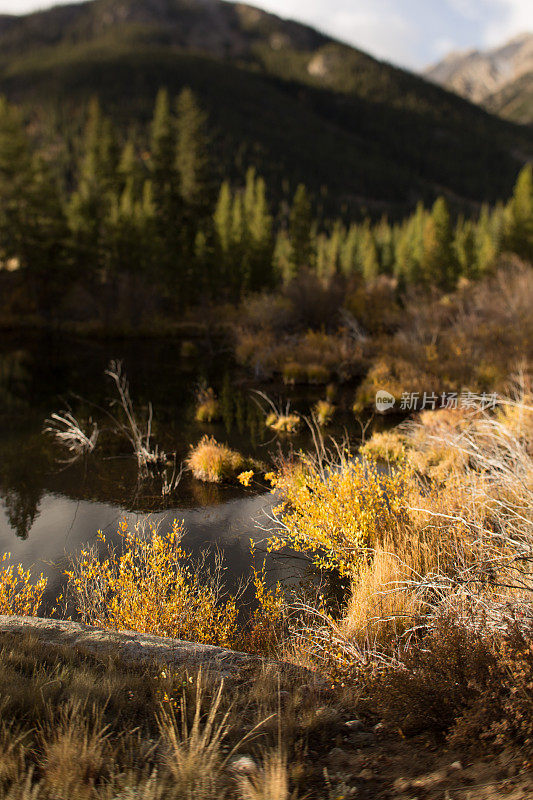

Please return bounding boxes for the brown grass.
[187,436,245,482]
[355,261,533,410]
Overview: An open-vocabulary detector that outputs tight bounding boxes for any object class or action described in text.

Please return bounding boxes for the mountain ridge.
[425,32,533,124]
[0,0,531,212]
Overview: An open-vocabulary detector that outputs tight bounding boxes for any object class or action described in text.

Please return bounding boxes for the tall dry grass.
[265,386,533,673]
[0,632,318,799]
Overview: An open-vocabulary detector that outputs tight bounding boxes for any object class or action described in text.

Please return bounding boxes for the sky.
[0,0,530,70]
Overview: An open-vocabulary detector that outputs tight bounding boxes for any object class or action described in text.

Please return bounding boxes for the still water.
[0,330,367,611]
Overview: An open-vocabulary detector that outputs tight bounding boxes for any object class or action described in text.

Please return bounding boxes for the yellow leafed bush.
[64,520,238,647]
[269,455,410,577]
[0,552,47,616]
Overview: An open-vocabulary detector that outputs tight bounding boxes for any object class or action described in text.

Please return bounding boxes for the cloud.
[484,0,532,44]
[254,0,424,67]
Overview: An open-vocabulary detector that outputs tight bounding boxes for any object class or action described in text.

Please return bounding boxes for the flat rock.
[0,615,266,677]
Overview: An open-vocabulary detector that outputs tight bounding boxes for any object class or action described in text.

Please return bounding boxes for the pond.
[0,330,373,613]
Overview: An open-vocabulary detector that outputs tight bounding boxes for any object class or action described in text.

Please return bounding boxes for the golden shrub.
[268,455,410,577]
[0,553,47,616]
[265,413,300,433]
[64,520,239,647]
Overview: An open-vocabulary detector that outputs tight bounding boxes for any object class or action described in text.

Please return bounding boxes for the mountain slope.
[425,33,533,124]
[485,71,533,125]
[0,0,531,213]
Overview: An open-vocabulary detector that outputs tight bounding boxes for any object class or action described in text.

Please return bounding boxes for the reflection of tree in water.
[0,437,47,540]
[1,485,41,540]
[0,349,33,409]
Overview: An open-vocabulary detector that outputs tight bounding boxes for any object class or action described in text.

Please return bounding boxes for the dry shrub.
[283,271,345,331]
[157,676,229,797]
[366,620,533,750]
[0,553,47,616]
[362,407,470,479]
[344,274,401,335]
[187,435,245,482]
[355,261,533,410]
[265,413,300,434]
[237,329,365,383]
[0,632,322,799]
[270,388,533,686]
[340,545,426,645]
[238,750,291,800]
[313,400,335,427]
[239,566,289,656]
[64,520,239,647]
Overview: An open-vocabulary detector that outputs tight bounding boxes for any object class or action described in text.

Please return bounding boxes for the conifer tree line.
[0,90,531,320]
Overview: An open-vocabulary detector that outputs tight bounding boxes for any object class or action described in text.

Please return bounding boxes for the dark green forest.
[0,88,532,327]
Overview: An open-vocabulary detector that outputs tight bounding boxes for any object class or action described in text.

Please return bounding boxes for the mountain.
[425,33,533,125]
[485,70,533,125]
[0,0,531,214]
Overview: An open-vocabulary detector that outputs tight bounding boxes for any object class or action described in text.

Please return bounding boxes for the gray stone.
[0,615,267,678]
[229,756,257,775]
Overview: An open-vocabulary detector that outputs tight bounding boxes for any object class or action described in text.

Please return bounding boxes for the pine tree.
[455,217,478,280]
[175,87,213,217]
[503,164,533,261]
[231,192,247,298]
[374,217,394,275]
[213,180,233,294]
[68,98,118,285]
[288,184,313,275]
[149,89,185,300]
[118,139,143,198]
[245,172,274,291]
[273,229,292,283]
[340,224,360,277]
[0,96,34,267]
[360,224,379,282]
[421,197,459,290]
[476,205,498,274]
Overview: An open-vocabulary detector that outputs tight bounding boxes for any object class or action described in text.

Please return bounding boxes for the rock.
[412,769,448,788]
[327,747,350,767]
[0,615,268,679]
[350,732,374,746]
[448,760,463,773]
[373,722,385,733]
[393,777,412,792]
[358,768,374,780]
[345,719,364,731]
[229,756,257,775]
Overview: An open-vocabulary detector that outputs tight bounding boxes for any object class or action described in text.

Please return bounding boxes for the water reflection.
[0,489,287,614]
[0,331,371,604]
[0,349,33,410]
